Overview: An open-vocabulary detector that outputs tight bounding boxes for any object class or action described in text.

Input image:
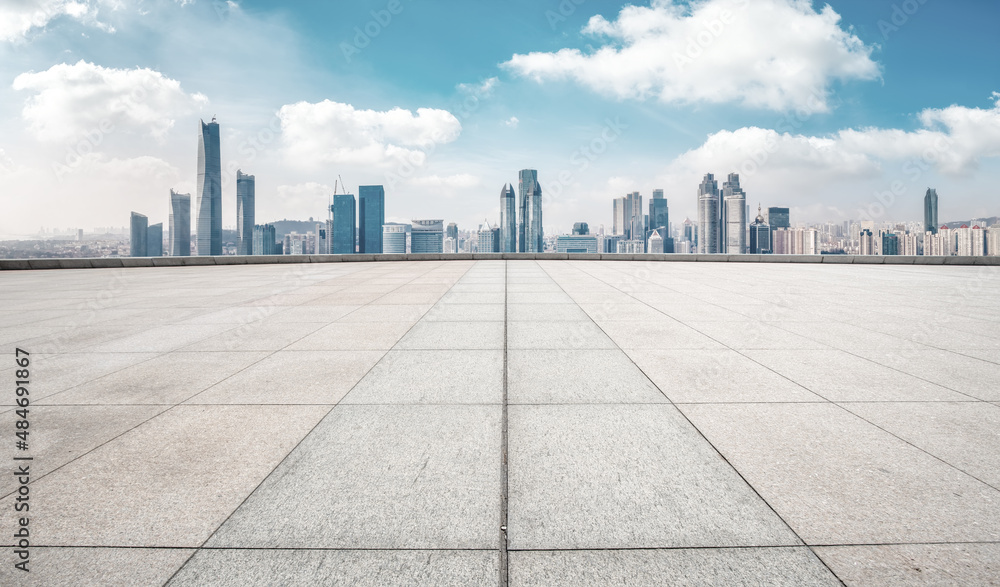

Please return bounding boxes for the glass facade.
[500,184,516,252]
[130,212,148,257]
[411,219,444,253]
[333,194,356,254]
[359,185,385,254]
[236,170,255,256]
[196,119,222,256]
[169,190,191,257]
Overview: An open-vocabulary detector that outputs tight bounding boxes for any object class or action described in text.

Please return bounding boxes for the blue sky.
[1,0,999,238]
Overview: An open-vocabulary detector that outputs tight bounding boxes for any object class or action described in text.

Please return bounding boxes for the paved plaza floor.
[1,260,999,585]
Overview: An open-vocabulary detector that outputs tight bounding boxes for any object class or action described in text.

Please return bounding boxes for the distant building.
[253,224,278,255]
[332,194,356,254]
[572,222,590,235]
[446,222,459,250]
[169,190,191,257]
[412,219,444,253]
[196,118,222,256]
[518,170,543,252]
[616,240,646,254]
[924,189,939,235]
[600,234,623,254]
[697,174,720,253]
[477,221,499,253]
[749,206,770,254]
[382,223,409,254]
[859,229,875,255]
[988,225,1000,256]
[146,223,163,257]
[358,185,385,254]
[130,212,148,257]
[236,170,255,256]
[647,231,664,254]
[767,207,790,253]
[721,174,747,254]
[881,232,900,256]
[500,184,517,253]
[955,225,973,256]
[971,225,986,256]
[556,235,598,254]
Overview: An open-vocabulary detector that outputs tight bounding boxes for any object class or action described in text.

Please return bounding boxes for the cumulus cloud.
[503,0,879,113]
[277,100,462,168]
[12,60,208,142]
[504,116,520,129]
[457,77,499,97]
[0,0,120,42]
[670,95,1000,180]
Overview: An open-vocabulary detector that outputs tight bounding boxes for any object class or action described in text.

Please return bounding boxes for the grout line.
[500,259,510,587]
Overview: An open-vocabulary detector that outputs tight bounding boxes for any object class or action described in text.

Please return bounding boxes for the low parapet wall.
[2,253,998,271]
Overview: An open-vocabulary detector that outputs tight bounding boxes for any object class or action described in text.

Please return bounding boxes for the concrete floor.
[1,260,999,586]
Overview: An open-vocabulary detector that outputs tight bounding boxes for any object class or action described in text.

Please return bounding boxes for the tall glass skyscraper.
[697,173,720,254]
[722,173,747,254]
[518,170,543,252]
[332,194,356,254]
[767,207,790,250]
[169,189,191,257]
[236,170,255,256]
[147,223,163,257]
[196,118,222,256]
[359,185,385,254]
[925,188,939,235]
[130,212,148,257]
[382,223,409,254]
[749,206,770,254]
[500,184,516,252]
[253,224,277,255]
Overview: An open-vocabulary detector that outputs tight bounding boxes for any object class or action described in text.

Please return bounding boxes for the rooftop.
[2,260,999,586]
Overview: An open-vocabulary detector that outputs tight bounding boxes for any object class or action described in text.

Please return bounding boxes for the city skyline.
[2,1,1000,239]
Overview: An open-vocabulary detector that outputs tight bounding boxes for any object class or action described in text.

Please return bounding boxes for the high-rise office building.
[358,185,385,254]
[648,190,668,238]
[518,170,543,252]
[500,184,516,252]
[859,229,875,255]
[767,207,790,251]
[412,220,444,253]
[573,222,590,235]
[721,173,747,254]
[626,192,644,243]
[253,224,277,255]
[382,223,409,254]
[924,189,939,235]
[236,170,255,256]
[332,194,356,254]
[613,197,626,236]
[478,221,499,253]
[882,232,900,256]
[169,190,191,257]
[697,174,720,254]
[749,206,770,254]
[130,212,148,257]
[648,230,664,254]
[147,223,163,257]
[446,222,459,252]
[196,118,222,256]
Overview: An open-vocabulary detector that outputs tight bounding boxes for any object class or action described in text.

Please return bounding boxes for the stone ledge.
[1,253,995,271]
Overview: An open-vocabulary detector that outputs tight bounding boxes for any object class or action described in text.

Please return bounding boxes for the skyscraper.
[478,220,498,253]
[446,222,459,252]
[130,212,148,257]
[573,222,590,235]
[767,207,790,250]
[253,224,277,255]
[411,220,444,253]
[613,197,626,236]
[332,194,356,254]
[236,170,255,256]
[147,223,163,257]
[749,206,770,254]
[518,169,543,252]
[196,118,222,256]
[924,188,939,235]
[359,185,385,254]
[721,173,747,254]
[626,192,644,242]
[648,190,669,239]
[697,173,720,254]
[500,184,516,252]
[169,190,191,257]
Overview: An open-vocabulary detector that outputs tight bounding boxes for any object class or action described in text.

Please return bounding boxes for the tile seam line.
[500,259,510,587]
[160,261,477,585]
[590,261,1000,494]
[546,260,848,587]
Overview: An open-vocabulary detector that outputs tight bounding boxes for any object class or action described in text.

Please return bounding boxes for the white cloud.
[503,0,879,113]
[12,60,209,142]
[504,116,520,129]
[670,95,1000,180]
[408,174,481,190]
[0,0,120,42]
[457,77,498,97]
[277,100,462,168]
